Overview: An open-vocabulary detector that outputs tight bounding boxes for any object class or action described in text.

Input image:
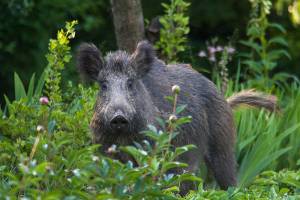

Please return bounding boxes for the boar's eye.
[100,81,108,91]
[127,79,134,89]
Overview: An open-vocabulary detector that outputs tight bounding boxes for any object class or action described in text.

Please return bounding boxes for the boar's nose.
[110,115,129,131]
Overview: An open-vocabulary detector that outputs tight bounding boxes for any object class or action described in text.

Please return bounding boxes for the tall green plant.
[221,79,300,187]
[240,0,291,88]
[155,0,190,63]
[277,83,300,169]
[45,20,78,104]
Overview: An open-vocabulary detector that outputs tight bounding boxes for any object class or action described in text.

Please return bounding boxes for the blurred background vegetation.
[0,0,300,104]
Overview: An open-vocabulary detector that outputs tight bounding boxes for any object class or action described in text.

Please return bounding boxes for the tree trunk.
[110,0,145,53]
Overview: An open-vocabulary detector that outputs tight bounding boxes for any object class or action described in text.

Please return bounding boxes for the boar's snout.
[109,110,130,133]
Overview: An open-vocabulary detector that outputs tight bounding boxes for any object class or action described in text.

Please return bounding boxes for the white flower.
[30,159,37,167]
[19,163,29,173]
[92,155,99,162]
[43,144,48,150]
[107,144,117,153]
[198,51,207,57]
[32,170,37,176]
[72,168,81,177]
[49,170,55,176]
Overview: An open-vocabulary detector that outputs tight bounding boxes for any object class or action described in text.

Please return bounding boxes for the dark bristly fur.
[76,40,278,195]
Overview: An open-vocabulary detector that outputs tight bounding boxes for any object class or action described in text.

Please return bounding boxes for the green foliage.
[235,109,299,187]
[12,71,46,102]
[45,20,78,104]
[0,79,200,198]
[155,0,190,63]
[2,78,300,198]
[0,85,97,198]
[2,71,46,116]
[217,79,300,188]
[184,170,300,199]
[240,0,291,88]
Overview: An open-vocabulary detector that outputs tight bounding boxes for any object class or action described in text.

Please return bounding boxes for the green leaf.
[173,144,196,158]
[268,37,288,47]
[176,116,192,125]
[4,95,11,107]
[162,161,187,172]
[268,49,291,60]
[240,40,262,53]
[14,72,27,100]
[48,120,56,134]
[27,73,36,101]
[175,105,187,114]
[268,23,286,33]
[35,70,46,96]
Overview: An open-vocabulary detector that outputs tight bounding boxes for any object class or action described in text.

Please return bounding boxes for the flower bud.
[39,96,49,105]
[169,114,177,123]
[36,125,45,132]
[172,85,180,94]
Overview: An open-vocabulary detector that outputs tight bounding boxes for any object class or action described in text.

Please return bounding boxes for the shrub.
[240,0,291,89]
[155,0,190,63]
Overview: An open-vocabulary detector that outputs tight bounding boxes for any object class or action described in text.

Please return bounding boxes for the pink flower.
[208,46,217,54]
[198,51,207,57]
[226,47,235,54]
[39,97,49,105]
[216,46,223,52]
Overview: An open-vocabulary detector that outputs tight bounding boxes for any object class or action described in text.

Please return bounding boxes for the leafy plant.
[45,20,78,104]
[2,71,46,116]
[235,109,299,187]
[0,83,200,198]
[222,79,300,187]
[184,169,300,199]
[240,0,291,89]
[155,0,190,63]
[198,39,236,94]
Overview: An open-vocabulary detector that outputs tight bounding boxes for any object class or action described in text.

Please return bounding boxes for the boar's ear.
[77,43,103,81]
[131,41,155,77]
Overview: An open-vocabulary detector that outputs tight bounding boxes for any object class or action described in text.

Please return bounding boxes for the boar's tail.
[226,90,278,112]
